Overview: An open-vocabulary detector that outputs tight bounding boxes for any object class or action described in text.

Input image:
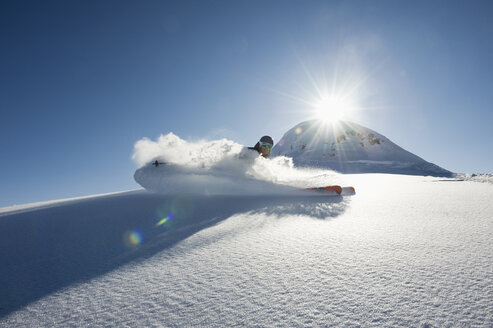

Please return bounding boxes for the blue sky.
[1,0,493,206]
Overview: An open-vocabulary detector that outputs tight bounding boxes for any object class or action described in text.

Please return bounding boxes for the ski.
[306,185,355,195]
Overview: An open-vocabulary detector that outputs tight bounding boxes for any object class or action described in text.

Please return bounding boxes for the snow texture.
[272,120,452,177]
[1,173,492,327]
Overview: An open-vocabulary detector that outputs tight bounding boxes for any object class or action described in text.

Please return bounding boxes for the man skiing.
[248,136,274,158]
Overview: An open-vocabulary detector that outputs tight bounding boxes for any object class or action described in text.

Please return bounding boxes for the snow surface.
[0,190,134,216]
[1,172,492,327]
[272,120,452,177]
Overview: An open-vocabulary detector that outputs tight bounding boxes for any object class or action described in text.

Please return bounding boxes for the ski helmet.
[260,136,274,145]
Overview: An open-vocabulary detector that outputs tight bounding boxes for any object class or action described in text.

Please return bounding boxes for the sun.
[269,59,365,124]
[314,94,352,123]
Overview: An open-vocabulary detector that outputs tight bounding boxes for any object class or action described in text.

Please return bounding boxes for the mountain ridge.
[272,120,452,177]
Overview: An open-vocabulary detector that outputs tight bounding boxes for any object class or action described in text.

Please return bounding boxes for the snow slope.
[272,120,452,177]
[1,174,492,327]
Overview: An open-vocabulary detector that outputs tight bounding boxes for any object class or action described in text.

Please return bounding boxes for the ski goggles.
[259,141,273,150]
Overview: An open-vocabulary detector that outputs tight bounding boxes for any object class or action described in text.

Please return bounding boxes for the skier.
[248,136,274,158]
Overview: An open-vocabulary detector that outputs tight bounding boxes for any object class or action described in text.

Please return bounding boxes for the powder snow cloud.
[132,133,344,195]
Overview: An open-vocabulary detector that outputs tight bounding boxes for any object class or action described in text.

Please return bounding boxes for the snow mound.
[455,173,493,184]
[273,120,452,177]
[133,133,344,195]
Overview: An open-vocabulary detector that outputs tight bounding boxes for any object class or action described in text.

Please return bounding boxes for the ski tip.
[341,186,356,195]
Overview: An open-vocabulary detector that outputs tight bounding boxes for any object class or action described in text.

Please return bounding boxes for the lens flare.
[123,229,144,248]
[156,213,174,227]
[156,217,168,227]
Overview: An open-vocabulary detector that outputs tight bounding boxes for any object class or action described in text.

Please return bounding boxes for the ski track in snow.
[1,174,492,327]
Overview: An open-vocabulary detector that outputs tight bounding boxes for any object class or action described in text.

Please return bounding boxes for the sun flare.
[314,95,352,123]
[272,60,365,125]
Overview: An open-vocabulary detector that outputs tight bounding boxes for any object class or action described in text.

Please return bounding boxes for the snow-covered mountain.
[272,120,452,177]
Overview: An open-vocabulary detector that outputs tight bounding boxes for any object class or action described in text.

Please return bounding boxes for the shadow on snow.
[0,190,348,318]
